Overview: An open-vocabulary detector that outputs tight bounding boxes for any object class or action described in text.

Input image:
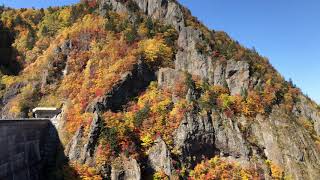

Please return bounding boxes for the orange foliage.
[70,163,102,180]
[265,160,285,180]
[242,91,264,117]
[190,156,261,180]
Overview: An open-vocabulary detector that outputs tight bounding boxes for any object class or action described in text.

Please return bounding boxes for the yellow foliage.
[190,156,260,180]
[218,93,236,110]
[70,163,102,180]
[243,91,264,117]
[1,76,20,87]
[38,94,62,107]
[139,38,173,64]
[265,160,285,180]
[153,171,169,180]
[138,24,149,37]
[141,133,154,148]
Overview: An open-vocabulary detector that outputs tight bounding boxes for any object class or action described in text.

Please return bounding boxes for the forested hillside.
[0,0,319,179]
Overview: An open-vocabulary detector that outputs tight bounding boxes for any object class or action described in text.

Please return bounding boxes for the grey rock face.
[175,27,214,82]
[213,62,226,86]
[212,114,250,159]
[133,0,185,31]
[99,0,128,16]
[157,68,182,88]
[65,113,102,165]
[147,137,173,176]
[80,113,102,165]
[65,126,84,161]
[225,60,250,95]
[100,0,185,31]
[111,157,141,180]
[251,108,320,180]
[173,110,216,167]
[210,107,320,179]
[294,95,320,136]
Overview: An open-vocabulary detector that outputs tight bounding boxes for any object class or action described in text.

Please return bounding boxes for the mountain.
[0,0,319,179]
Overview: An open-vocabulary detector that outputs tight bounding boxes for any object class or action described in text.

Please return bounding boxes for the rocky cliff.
[0,0,319,179]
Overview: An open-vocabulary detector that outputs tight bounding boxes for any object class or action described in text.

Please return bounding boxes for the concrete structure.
[32,107,61,119]
[0,119,60,180]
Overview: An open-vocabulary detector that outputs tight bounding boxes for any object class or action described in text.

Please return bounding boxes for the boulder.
[111,157,141,180]
[147,137,173,176]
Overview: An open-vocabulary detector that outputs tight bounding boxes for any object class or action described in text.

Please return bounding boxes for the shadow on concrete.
[0,119,80,180]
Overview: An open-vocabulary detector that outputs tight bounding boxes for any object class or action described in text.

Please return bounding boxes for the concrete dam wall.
[0,119,60,180]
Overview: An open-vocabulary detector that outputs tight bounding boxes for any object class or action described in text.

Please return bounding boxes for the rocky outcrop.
[294,95,320,136]
[225,60,250,95]
[212,114,251,159]
[87,60,155,112]
[99,0,128,15]
[147,137,173,176]
[173,110,216,167]
[157,68,182,88]
[207,107,320,179]
[41,40,71,88]
[100,0,185,31]
[157,63,320,179]
[65,112,102,165]
[111,157,141,180]
[80,113,101,165]
[251,108,320,179]
[132,0,185,31]
[175,27,214,81]
[65,125,85,162]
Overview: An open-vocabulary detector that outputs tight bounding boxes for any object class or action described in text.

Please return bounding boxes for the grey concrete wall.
[0,119,59,180]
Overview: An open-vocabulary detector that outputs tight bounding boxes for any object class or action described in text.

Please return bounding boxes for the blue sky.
[178,0,320,103]
[0,0,79,8]
[1,0,319,103]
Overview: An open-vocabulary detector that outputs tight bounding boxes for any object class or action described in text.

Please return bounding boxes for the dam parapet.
[0,119,60,180]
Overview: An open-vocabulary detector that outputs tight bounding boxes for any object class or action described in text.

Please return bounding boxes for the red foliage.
[212,51,220,57]
[82,0,98,8]
[95,88,104,97]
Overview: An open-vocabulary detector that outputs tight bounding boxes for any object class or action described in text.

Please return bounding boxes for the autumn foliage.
[0,0,318,179]
[189,156,261,180]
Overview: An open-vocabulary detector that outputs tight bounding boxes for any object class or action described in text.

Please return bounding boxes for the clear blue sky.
[1,0,319,104]
[178,0,320,104]
[0,0,79,8]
